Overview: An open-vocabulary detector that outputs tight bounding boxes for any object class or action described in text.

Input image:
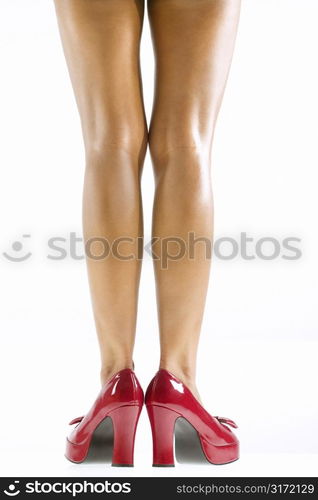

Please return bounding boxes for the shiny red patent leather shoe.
[66,369,143,467]
[145,369,239,467]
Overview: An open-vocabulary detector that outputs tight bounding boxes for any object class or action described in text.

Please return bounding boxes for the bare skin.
[54,0,241,399]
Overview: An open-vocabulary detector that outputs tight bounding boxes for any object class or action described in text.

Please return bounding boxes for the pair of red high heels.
[66,368,239,467]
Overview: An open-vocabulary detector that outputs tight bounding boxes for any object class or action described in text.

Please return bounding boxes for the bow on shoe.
[69,416,84,425]
[215,416,238,429]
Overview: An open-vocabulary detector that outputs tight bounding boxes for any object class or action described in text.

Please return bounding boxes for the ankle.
[159,361,201,402]
[100,361,134,386]
[159,358,196,383]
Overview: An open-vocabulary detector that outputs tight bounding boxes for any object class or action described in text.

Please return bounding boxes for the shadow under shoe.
[175,417,209,464]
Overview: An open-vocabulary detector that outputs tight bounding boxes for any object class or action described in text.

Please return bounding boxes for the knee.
[84,125,147,171]
[83,129,146,208]
[149,126,211,180]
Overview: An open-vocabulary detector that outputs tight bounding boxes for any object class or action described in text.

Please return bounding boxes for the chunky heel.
[147,404,179,467]
[110,405,142,467]
[66,369,144,465]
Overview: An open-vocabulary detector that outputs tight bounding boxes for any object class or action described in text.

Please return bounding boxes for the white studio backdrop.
[0,0,317,477]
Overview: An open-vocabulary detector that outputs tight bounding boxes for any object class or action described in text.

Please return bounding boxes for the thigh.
[54,0,147,153]
[147,0,241,155]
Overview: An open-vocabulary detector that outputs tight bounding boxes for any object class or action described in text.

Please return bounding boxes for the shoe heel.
[147,405,179,467]
[110,405,141,467]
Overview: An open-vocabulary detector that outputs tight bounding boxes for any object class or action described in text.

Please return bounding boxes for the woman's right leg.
[54,0,147,384]
[148,0,241,399]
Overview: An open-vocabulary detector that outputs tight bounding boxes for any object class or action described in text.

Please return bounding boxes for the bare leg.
[148,0,241,398]
[54,0,147,384]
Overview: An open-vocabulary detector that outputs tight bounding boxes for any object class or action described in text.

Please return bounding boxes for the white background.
[0,0,317,477]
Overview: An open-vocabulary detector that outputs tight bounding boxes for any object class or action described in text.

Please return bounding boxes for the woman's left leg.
[54,0,147,384]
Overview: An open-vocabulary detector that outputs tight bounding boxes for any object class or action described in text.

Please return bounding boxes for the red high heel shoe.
[145,369,239,466]
[66,369,143,467]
